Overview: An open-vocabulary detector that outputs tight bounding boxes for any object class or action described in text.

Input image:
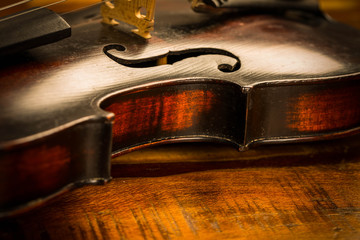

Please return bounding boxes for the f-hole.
[103,44,241,73]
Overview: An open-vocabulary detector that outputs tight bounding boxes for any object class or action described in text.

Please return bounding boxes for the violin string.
[0,0,66,22]
[0,0,33,12]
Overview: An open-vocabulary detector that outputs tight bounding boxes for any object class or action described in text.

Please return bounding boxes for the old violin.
[0,0,359,217]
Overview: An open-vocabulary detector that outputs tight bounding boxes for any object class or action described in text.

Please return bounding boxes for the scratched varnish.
[1,136,360,240]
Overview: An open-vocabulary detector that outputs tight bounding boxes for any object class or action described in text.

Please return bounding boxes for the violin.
[0,0,359,217]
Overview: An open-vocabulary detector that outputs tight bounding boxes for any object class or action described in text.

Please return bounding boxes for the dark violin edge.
[0,120,112,218]
[0,7,71,56]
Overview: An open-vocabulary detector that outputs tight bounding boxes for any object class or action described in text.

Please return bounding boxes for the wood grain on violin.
[1,137,360,239]
[1,0,360,219]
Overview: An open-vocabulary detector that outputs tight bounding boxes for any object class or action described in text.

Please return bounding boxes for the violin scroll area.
[103,44,241,73]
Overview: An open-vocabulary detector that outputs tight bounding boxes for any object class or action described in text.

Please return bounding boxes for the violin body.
[0,0,359,216]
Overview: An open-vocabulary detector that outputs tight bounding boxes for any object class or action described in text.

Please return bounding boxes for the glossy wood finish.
[0,121,112,214]
[246,77,360,145]
[1,0,360,215]
[1,135,360,239]
[287,82,360,132]
[102,82,245,154]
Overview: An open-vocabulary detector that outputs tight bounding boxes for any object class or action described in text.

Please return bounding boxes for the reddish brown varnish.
[0,145,70,209]
[106,89,215,142]
[287,85,360,132]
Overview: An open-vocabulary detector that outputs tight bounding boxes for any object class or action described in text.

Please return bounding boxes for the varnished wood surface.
[1,137,360,239]
[0,0,360,239]
[2,0,360,215]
